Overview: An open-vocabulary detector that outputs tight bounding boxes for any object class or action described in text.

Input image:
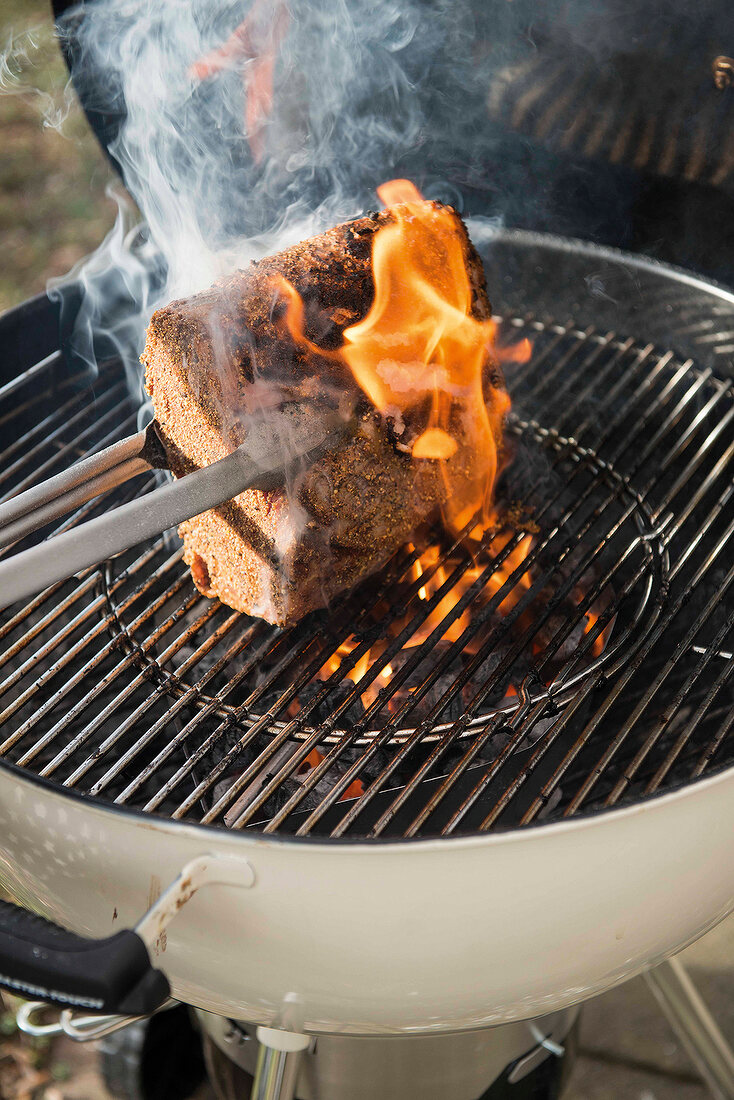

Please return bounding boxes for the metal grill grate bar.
[615,617,734,800]
[692,702,734,780]
[82,608,246,794]
[487,45,734,189]
[496,466,732,822]
[520,510,734,825]
[34,568,199,775]
[0,381,93,478]
[0,536,165,750]
[0,384,133,506]
[0,351,62,404]
[288,364,723,835]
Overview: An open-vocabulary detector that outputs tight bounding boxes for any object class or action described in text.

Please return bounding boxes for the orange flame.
[315,526,608,710]
[341,180,508,531]
[315,529,538,709]
[405,530,534,649]
[273,179,514,534]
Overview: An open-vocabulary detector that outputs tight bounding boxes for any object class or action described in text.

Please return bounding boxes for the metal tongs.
[0,406,344,609]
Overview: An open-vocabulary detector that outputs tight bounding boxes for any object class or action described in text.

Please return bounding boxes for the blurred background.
[0,0,114,312]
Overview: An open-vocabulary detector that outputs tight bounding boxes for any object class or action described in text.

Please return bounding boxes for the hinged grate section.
[0,308,732,840]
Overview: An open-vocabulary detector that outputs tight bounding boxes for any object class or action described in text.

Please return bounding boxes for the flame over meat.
[341,178,514,532]
[274,179,528,534]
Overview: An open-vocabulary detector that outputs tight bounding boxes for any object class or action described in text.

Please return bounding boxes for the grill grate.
[0,290,732,840]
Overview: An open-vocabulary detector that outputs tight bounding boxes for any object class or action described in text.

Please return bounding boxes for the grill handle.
[0,855,254,1018]
[0,900,170,1015]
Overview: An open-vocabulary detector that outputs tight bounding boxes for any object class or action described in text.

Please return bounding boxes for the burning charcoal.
[381,645,466,726]
[461,647,515,711]
[288,679,366,727]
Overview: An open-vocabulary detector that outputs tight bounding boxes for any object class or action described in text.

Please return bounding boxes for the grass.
[0,0,116,312]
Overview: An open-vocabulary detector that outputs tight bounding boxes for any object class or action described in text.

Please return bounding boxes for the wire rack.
[0,294,732,840]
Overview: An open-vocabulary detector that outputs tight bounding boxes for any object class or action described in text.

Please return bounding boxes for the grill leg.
[250,1027,309,1100]
[644,955,734,1100]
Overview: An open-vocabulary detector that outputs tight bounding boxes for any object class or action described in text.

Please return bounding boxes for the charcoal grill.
[1,230,731,840]
[0,232,733,1095]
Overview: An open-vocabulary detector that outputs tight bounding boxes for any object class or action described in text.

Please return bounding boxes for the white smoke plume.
[56,0,493,297]
[0,19,77,134]
[7,0,497,387]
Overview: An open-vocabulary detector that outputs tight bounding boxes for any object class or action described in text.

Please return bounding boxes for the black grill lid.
[52,0,127,180]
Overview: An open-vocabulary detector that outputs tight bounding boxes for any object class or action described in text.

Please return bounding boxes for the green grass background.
[0,0,115,312]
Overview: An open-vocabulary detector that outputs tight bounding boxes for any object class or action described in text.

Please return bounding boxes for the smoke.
[0,20,77,134]
[6,0,721,384]
[55,0,503,302]
[46,185,163,408]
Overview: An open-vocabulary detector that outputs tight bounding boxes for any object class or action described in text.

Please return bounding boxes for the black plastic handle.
[0,899,170,1015]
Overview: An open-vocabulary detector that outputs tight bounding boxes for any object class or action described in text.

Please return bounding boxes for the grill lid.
[0,230,732,842]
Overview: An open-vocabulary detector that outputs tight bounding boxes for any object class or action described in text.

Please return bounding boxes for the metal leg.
[644,955,734,1100]
[250,1028,309,1100]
